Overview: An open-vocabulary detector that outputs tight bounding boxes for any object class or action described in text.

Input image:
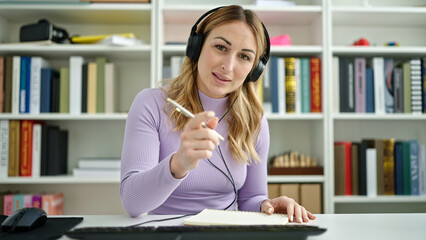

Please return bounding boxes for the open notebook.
[184,209,289,226]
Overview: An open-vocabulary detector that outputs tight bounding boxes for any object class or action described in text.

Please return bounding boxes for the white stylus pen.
[167,98,225,141]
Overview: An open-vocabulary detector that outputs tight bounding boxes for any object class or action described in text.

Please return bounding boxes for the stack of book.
[2,191,64,215]
[0,55,118,115]
[334,139,426,196]
[0,120,68,178]
[335,56,426,114]
[72,158,120,178]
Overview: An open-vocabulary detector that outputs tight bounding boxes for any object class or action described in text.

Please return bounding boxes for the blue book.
[394,142,403,195]
[270,57,279,113]
[19,57,31,113]
[410,140,419,195]
[365,68,374,113]
[40,68,59,113]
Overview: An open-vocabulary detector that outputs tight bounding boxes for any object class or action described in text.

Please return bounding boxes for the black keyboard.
[65,224,326,240]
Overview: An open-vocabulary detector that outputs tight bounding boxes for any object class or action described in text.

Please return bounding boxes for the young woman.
[120,5,316,223]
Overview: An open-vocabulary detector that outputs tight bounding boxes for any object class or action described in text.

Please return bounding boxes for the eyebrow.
[214,36,256,55]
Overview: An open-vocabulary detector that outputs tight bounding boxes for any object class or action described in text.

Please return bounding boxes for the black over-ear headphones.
[186,6,271,83]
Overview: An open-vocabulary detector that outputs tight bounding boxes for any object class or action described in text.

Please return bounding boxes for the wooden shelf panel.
[0,3,152,24]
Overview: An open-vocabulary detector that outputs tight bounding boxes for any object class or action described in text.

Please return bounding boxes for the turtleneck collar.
[197,89,229,118]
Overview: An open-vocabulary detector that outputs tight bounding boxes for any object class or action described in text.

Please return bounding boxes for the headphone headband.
[186,6,271,82]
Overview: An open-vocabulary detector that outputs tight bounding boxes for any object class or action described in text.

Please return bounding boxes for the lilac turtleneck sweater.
[120,88,270,217]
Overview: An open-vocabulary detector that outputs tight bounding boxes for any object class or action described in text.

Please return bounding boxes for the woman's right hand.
[170,111,219,178]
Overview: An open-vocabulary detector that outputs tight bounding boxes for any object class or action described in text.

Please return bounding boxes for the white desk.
[59,213,426,240]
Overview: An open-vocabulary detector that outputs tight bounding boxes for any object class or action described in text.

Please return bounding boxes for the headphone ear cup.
[245,60,265,83]
[186,32,204,62]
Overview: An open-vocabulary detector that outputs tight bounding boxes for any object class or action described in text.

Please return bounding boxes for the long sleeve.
[236,116,270,212]
[120,89,185,217]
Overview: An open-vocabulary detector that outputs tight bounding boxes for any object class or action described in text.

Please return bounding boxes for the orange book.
[20,120,34,176]
[42,192,64,215]
[310,58,322,112]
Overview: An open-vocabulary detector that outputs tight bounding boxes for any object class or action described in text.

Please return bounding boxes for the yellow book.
[87,63,97,114]
[184,209,288,226]
[71,33,136,44]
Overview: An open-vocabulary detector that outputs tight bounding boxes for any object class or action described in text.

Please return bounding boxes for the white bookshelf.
[0,0,425,215]
[328,0,426,213]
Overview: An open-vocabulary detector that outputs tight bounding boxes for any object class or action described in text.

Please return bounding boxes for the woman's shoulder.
[134,88,167,104]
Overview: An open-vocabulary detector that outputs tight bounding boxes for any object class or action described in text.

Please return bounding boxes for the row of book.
[260,57,322,114]
[1,192,64,215]
[334,139,426,197]
[268,183,321,214]
[0,120,68,178]
[335,57,426,114]
[0,56,118,115]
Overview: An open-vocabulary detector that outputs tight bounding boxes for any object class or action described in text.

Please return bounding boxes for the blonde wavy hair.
[166,5,268,165]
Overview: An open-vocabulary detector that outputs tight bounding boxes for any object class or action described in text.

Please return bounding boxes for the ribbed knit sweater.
[120,88,270,217]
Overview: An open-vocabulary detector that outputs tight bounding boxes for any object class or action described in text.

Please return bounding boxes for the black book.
[81,63,88,113]
[47,126,60,175]
[50,71,60,113]
[40,124,49,176]
[358,142,367,195]
[339,57,355,112]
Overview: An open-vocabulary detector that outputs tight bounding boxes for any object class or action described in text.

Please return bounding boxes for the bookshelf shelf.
[266,113,324,120]
[2,176,120,184]
[0,3,152,24]
[332,6,426,27]
[0,44,151,60]
[332,46,426,56]
[332,114,426,121]
[267,175,324,184]
[333,195,426,203]
[0,113,128,121]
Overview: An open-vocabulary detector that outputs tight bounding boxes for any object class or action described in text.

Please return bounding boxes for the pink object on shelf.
[270,34,291,46]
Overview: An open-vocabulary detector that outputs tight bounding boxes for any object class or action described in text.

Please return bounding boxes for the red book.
[20,120,34,176]
[310,58,322,112]
[335,141,353,195]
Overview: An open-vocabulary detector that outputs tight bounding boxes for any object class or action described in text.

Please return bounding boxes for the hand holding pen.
[167,98,222,178]
[167,98,224,141]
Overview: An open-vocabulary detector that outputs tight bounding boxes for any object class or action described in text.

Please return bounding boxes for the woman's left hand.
[260,196,316,223]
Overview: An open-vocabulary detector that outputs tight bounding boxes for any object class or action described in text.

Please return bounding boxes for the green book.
[300,58,310,113]
[96,57,107,113]
[402,141,411,195]
[59,67,69,113]
[402,62,411,113]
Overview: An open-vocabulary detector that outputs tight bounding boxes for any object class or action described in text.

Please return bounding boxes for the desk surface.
[59,213,426,240]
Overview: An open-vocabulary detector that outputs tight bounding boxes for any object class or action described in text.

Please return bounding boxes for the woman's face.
[196,21,257,99]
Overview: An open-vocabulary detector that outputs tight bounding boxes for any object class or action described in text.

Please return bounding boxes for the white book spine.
[12,56,21,114]
[171,56,184,79]
[295,58,301,114]
[104,63,117,113]
[333,57,340,113]
[278,57,285,114]
[0,120,9,178]
[70,56,84,114]
[32,124,42,178]
[373,57,385,114]
[30,57,49,114]
[366,148,377,197]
